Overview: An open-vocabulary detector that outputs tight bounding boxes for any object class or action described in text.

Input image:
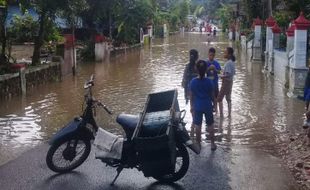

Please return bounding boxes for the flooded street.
[0,33,306,166]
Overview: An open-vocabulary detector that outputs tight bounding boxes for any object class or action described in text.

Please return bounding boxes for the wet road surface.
[0,33,304,189]
[0,144,297,190]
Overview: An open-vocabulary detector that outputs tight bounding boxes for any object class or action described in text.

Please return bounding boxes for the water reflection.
[0,33,306,165]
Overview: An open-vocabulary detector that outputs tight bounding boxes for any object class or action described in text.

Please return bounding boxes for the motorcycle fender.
[175,122,200,154]
[49,117,83,145]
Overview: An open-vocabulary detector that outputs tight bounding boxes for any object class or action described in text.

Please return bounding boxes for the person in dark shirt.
[182,49,199,138]
[182,49,199,104]
[190,60,216,151]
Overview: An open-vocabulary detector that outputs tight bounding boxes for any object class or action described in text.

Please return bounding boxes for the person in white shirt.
[217,47,236,118]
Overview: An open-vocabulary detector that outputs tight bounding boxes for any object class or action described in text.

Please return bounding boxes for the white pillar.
[140,28,144,44]
[148,25,153,38]
[292,30,308,69]
[95,42,105,62]
[94,35,107,62]
[286,37,294,53]
[269,23,281,75]
[19,66,26,95]
[264,16,276,71]
[253,18,262,61]
[286,21,295,53]
[64,34,75,75]
[288,12,310,97]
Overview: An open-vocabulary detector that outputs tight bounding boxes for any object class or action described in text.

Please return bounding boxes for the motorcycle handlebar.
[84,74,95,89]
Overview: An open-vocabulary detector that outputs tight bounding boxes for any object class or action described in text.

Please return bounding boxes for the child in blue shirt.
[206,47,221,113]
[190,60,216,151]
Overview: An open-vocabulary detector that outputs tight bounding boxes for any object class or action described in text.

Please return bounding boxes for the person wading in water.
[182,49,199,136]
[217,47,236,118]
[190,60,216,151]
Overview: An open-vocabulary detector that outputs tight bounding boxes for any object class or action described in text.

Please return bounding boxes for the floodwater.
[0,33,306,166]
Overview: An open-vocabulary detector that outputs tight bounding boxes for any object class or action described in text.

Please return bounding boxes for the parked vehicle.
[46,75,199,185]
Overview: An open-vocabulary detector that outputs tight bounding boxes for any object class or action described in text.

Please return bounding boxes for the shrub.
[7,12,38,43]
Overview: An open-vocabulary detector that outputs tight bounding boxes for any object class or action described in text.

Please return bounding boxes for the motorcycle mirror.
[90,74,95,82]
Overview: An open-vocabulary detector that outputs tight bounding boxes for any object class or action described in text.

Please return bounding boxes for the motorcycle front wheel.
[153,143,189,183]
[46,137,91,173]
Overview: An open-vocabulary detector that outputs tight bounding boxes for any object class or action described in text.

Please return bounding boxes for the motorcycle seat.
[116,114,139,139]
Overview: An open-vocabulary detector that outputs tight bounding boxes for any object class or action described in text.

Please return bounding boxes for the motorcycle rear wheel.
[152,143,189,183]
[46,138,91,173]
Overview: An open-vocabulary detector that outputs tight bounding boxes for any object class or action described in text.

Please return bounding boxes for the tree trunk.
[71,24,76,75]
[0,6,8,66]
[109,9,112,39]
[32,12,47,66]
[268,0,272,17]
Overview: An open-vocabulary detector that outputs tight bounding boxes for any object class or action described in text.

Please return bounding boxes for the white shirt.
[223,59,236,80]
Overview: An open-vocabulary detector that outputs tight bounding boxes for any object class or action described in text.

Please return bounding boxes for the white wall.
[273,50,289,86]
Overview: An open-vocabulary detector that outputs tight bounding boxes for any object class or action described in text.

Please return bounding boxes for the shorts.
[193,109,214,126]
[305,89,310,101]
[217,80,233,102]
[214,85,219,98]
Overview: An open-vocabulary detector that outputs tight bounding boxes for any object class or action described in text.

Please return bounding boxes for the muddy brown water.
[0,33,306,166]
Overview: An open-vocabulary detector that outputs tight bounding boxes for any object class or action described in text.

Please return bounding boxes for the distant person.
[206,47,221,113]
[190,60,216,151]
[213,27,217,36]
[217,47,236,118]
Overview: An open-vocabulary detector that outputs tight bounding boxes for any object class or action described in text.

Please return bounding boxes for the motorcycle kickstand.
[110,166,124,186]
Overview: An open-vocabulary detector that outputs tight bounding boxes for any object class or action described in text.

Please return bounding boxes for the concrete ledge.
[0,62,62,99]
[0,73,20,81]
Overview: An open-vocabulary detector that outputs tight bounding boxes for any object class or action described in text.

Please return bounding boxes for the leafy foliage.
[7,12,38,43]
[216,4,234,32]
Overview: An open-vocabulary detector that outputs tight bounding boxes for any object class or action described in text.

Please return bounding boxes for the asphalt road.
[0,142,298,190]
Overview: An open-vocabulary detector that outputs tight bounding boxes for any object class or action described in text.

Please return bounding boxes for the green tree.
[273,0,310,28]
[115,0,154,44]
[0,0,29,68]
[30,0,63,65]
[194,5,205,18]
[60,0,89,33]
[8,12,38,43]
[0,0,8,67]
[216,3,234,32]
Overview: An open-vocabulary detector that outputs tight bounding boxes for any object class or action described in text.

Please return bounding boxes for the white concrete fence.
[242,12,310,97]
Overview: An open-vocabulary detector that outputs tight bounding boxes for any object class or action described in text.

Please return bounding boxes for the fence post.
[64,34,75,75]
[269,23,281,75]
[253,17,262,61]
[288,12,310,96]
[19,65,26,95]
[264,16,276,71]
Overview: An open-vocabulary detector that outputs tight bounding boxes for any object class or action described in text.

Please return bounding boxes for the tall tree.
[0,0,8,66]
[0,0,29,67]
[31,0,63,65]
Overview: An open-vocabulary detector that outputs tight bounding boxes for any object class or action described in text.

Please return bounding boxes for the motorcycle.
[46,75,199,185]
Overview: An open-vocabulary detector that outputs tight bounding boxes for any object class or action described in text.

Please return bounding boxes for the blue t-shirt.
[206,60,221,87]
[190,77,214,112]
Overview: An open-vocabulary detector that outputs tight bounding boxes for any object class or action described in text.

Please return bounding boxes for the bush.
[7,12,38,43]
[7,12,62,44]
